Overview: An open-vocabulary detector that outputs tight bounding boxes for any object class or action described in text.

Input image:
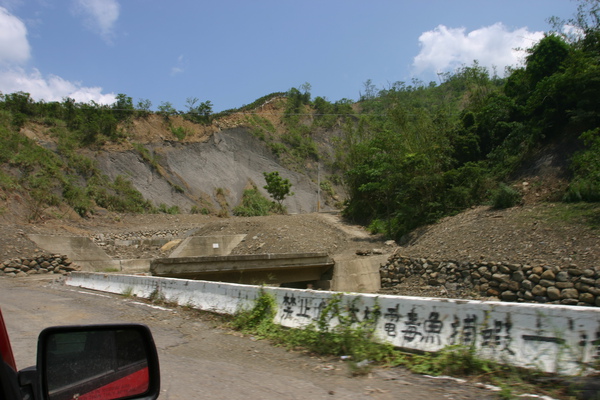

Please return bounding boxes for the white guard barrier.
[66,272,600,376]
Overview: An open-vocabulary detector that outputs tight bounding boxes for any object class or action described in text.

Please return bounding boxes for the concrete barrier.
[66,272,600,375]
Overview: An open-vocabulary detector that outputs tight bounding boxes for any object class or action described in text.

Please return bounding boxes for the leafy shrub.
[92,175,155,213]
[267,142,288,157]
[564,129,600,202]
[367,218,387,234]
[319,180,335,197]
[233,188,272,216]
[63,181,93,216]
[190,205,210,215]
[491,183,522,209]
[563,179,600,202]
[231,290,278,336]
[158,203,180,214]
[281,131,319,160]
[170,125,187,141]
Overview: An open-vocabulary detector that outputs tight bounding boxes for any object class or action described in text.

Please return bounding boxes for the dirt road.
[0,276,499,400]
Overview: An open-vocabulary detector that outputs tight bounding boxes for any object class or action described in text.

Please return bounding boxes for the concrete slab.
[28,234,113,271]
[119,259,152,274]
[331,255,388,293]
[168,235,246,258]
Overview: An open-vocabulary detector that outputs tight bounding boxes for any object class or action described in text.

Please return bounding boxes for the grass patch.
[132,143,159,171]
[170,125,188,141]
[527,202,600,230]
[190,205,210,215]
[232,292,403,375]
[230,291,574,398]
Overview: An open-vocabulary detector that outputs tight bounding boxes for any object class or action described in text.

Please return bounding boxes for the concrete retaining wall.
[331,255,386,293]
[28,235,112,271]
[66,272,600,376]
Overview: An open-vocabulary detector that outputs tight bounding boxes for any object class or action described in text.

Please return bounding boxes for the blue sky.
[0,0,578,112]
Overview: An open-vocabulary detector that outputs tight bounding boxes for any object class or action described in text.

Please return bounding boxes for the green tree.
[185,97,213,124]
[525,35,570,86]
[263,171,294,213]
[157,101,178,120]
[112,93,134,122]
[136,98,152,118]
[360,79,377,101]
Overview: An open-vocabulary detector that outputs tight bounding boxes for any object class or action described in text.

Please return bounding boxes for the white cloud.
[413,23,545,76]
[0,6,116,104]
[562,24,584,42]
[0,7,115,104]
[0,6,30,65]
[73,0,120,43]
[170,55,186,76]
[0,67,116,104]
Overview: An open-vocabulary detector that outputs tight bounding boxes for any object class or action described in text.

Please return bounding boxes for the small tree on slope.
[263,171,294,213]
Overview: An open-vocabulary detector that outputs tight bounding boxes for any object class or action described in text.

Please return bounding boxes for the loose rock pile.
[381,252,600,307]
[92,229,193,243]
[92,229,193,260]
[0,254,81,277]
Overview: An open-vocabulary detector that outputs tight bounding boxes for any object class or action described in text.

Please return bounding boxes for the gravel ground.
[0,203,598,300]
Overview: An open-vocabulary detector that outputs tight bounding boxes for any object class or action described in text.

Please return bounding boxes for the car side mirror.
[36,324,160,400]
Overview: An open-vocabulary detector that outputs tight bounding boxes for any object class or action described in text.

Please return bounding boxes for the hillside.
[1,97,598,297]
[2,23,600,293]
[19,100,342,216]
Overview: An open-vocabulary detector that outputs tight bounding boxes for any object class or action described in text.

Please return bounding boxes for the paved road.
[0,277,498,400]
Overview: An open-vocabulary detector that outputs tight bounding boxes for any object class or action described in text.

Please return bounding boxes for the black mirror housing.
[36,324,160,400]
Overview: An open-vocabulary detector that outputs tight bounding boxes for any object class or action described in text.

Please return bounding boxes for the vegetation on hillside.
[0,93,157,219]
[0,0,598,231]
[335,1,600,240]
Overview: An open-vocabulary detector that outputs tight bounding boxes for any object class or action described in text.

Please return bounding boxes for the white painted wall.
[66,272,600,376]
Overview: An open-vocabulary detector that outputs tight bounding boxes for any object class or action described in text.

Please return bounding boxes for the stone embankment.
[381,252,600,307]
[0,254,80,277]
[91,229,194,259]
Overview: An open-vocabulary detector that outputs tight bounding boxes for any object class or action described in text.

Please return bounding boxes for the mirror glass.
[43,328,150,400]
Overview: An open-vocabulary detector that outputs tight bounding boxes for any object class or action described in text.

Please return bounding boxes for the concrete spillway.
[26,234,383,292]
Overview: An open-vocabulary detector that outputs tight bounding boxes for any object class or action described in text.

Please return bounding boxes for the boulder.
[540,270,556,280]
[547,286,561,301]
[561,288,580,300]
[556,271,570,282]
[501,291,518,302]
[532,285,547,297]
[579,293,595,304]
